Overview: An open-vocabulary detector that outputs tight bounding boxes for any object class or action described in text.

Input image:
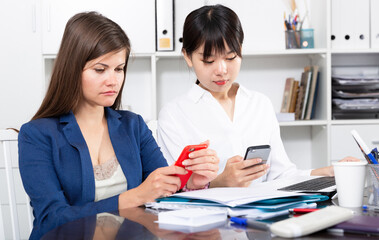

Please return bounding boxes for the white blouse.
[157,83,311,186]
[94,156,127,202]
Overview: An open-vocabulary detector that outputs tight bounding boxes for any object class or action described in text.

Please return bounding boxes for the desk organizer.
[368,164,379,206]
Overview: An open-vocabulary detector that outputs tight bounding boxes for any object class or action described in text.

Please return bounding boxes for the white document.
[156,0,174,51]
[172,182,308,207]
[371,0,379,49]
[156,208,227,227]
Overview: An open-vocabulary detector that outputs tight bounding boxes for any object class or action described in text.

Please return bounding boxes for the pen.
[230,217,270,231]
[362,205,379,211]
[288,208,320,214]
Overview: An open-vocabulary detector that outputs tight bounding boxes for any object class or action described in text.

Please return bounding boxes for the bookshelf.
[3,0,379,172]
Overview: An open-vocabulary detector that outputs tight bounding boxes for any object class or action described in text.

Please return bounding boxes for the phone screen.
[244,145,271,164]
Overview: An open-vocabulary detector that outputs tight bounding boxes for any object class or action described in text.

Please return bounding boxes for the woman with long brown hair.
[18,11,219,239]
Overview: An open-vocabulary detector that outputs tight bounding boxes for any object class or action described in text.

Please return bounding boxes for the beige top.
[94,156,127,202]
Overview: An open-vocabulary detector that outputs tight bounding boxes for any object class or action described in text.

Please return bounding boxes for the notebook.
[277,176,336,196]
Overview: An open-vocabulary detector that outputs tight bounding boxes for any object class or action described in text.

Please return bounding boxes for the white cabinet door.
[0,1,43,129]
[42,0,155,54]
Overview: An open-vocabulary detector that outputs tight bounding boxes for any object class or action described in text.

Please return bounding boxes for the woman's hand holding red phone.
[175,140,219,190]
[118,165,188,209]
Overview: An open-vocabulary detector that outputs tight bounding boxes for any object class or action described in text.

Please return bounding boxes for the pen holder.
[300,29,314,49]
[367,164,379,206]
[285,30,301,49]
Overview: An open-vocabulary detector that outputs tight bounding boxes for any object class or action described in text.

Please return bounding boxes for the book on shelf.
[300,69,313,120]
[305,65,319,120]
[289,80,299,113]
[280,78,295,113]
[295,85,305,120]
[293,65,320,120]
[276,112,295,122]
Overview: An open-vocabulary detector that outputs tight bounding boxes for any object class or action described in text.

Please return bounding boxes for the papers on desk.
[146,180,328,220]
[171,186,309,207]
[156,209,227,227]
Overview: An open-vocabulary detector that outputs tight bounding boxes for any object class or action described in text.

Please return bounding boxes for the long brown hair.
[32,11,130,120]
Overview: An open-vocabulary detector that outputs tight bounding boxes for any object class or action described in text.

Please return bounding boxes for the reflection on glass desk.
[42,199,379,240]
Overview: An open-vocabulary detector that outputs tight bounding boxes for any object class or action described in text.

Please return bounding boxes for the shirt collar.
[187,83,209,103]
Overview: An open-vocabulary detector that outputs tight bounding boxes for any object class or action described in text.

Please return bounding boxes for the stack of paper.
[146,180,328,220]
[169,185,309,207]
[157,209,227,227]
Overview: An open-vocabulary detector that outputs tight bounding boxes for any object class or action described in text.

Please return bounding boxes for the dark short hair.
[182,4,244,60]
[33,11,130,120]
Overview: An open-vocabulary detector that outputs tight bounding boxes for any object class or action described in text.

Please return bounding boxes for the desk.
[42,199,378,240]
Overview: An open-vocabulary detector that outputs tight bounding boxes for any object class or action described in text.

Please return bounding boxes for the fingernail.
[258,158,262,163]
[188,153,193,158]
[182,160,188,165]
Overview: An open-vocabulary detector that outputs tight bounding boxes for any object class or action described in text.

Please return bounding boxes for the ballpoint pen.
[230,217,270,231]
[362,205,379,211]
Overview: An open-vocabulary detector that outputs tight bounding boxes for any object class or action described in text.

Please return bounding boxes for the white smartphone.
[243,145,271,164]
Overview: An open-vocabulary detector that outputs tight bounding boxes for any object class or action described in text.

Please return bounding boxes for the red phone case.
[174,144,208,189]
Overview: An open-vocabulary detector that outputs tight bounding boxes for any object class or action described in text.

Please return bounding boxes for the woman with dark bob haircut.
[18,11,219,239]
[157,4,358,188]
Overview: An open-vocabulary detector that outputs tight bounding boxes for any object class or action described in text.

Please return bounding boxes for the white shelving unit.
[3,0,379,173]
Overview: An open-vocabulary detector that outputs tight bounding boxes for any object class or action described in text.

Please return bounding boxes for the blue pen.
[362,205,379,211]
[370,148,379,164]
[367,152,378,164]
[230,217,270,231]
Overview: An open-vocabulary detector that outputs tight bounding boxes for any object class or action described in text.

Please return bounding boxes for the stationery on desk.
[146,179,328,221]
[156,208,227,227]
[351,129,379,164]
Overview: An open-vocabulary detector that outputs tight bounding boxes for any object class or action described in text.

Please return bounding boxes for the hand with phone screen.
[210,145,271,188]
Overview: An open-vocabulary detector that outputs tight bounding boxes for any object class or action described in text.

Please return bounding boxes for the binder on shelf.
[331,0,343,49]
[371,0,379,49]
[331,0,369,49]
[173,0,204,54]
[353,0,370,49]
[156,0,174,51]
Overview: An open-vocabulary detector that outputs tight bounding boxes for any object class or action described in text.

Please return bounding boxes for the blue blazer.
[18,108,168,240]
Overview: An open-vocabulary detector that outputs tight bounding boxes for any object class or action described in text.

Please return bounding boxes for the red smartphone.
[174,144,208,189]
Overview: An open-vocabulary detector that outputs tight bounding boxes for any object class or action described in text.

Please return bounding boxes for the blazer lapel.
[60,112,95,202]
[106,108,142,189]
